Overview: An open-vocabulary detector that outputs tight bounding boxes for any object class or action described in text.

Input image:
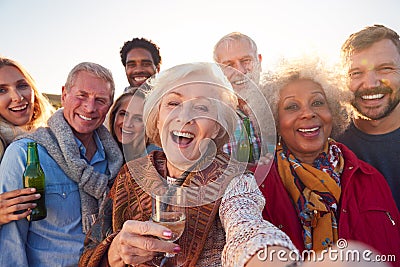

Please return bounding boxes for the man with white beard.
[214,32,272,165]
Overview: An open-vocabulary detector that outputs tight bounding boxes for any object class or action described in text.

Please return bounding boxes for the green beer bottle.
[236,117,254,163]
[23,142,46,221]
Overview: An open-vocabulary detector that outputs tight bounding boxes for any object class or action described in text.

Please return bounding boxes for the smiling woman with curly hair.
[258,56,400,262]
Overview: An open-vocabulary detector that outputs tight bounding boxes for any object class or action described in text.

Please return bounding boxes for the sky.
[1,0,399,97]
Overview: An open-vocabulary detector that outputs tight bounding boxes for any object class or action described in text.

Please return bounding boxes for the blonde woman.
[0,57,54,225]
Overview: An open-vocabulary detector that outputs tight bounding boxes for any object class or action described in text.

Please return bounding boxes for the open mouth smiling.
[171,130,195,146]
[122,128,134,134]
[232,79,247,86]
[361,93,385,100]
[297,126,320,136]
[78,114,93,121]
[9,104,28,112]
[133,76,148,83]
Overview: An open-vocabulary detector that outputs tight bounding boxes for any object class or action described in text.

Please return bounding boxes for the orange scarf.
[277,139,344,251]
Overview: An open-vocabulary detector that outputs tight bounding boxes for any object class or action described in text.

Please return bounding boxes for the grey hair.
[64,62,115,102]
[143,62,238,149]
[261,56,351,139]
[213,32,258,62]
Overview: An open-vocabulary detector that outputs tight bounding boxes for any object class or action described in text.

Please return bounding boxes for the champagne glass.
[151,186,186,267]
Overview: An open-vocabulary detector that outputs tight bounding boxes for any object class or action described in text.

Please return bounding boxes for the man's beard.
[352,86,400,120]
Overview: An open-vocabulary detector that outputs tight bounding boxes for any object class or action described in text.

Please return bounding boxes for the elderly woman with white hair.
[79,62,296,267]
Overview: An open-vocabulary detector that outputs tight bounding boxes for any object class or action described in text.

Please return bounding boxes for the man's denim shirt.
[0,133,107,267]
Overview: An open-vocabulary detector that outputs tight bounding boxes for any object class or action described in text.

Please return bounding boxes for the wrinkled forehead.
[215,38,257,60]
[167,70,232,96]
[163,81,227,102]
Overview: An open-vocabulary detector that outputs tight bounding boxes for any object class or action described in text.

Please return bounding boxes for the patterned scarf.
[277,139,344,251]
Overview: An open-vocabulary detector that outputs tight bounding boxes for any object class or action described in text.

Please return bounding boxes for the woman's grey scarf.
[0,120,28,161]
[24,109,123,233]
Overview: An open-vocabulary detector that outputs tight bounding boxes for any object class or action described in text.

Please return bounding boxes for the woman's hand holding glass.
[107,220,181,267]
[151,187,186,267]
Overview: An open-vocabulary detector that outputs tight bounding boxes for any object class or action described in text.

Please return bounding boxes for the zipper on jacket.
[386,212,395,226]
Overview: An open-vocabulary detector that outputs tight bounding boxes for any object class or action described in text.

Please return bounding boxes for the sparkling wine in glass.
[151,187,186,267]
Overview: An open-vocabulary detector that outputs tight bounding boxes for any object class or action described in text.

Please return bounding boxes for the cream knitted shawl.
[24,109,123,233]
